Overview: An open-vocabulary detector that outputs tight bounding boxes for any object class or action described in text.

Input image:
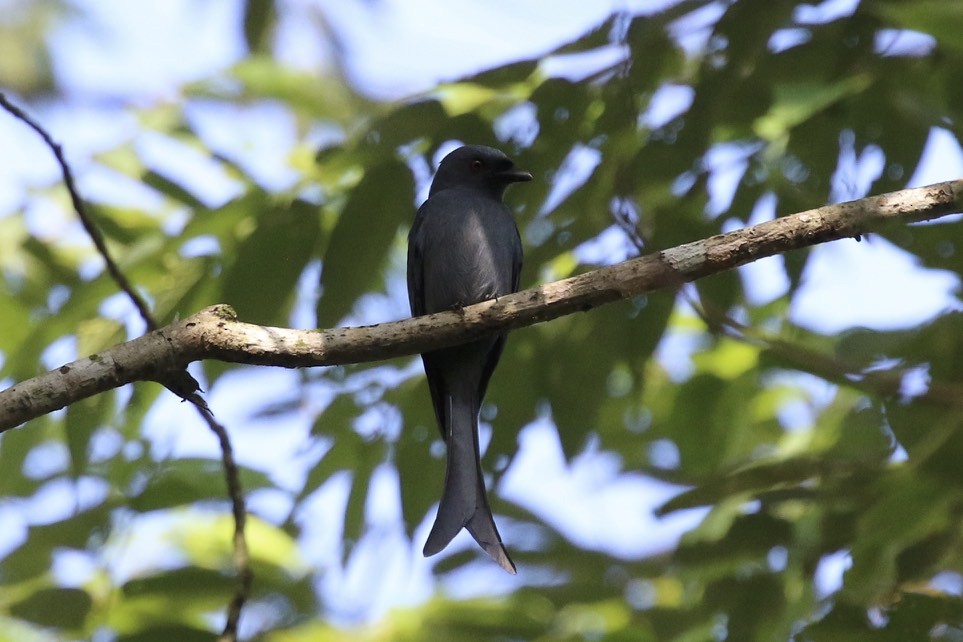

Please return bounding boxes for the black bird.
[407,145,531,573]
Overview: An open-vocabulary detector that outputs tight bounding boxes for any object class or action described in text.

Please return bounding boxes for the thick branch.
[1,179,961,431]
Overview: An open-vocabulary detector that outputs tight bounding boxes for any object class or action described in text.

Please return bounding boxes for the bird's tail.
[423,393,516,574]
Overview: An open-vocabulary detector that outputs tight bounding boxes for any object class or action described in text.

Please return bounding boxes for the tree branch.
[1,178,961,432]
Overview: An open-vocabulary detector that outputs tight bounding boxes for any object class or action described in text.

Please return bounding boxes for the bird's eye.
[471,159,484,170]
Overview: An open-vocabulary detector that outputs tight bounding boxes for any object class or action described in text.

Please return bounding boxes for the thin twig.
[611,196,646,254]
[697,305,963,409]
[0,92,252,639]
[0,91,156,331]
[206,410,252,642]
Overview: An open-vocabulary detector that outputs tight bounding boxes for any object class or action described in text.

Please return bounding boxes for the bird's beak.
[497,167,533,183]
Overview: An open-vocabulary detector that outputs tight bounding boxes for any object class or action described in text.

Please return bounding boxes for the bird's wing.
[511,223,523,292]
[408,202,450,437]
[478,205,523,403]
[406,207,427,317]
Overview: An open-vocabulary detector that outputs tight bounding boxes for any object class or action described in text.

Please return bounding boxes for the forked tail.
[423,393,515,574]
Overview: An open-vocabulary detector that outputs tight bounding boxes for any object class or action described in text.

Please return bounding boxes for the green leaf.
[316,160,413,328]
[142,170,207,210]
[221,198,322,326]
[243,0,275,53]
[9,587,91,629]
[115,625,215,642]
[122,566,230,599]
[845,471,957,603]
[754,76,874,142]
[64,392,114,477]
[873,1,963,53]
[128,458,273,512]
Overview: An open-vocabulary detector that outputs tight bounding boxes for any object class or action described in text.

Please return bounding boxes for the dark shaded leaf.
[316,160,413,328]
[221,198,322,326]
[128,458,273,512]
[243,0,275,53]
[10,587,91,629]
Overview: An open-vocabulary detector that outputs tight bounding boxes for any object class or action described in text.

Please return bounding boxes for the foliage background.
[2,0,963,639]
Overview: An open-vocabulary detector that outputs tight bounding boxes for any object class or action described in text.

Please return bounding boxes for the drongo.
[407,144,531,573]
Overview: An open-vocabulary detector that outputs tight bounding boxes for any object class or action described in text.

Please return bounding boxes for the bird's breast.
[420,206,517,313]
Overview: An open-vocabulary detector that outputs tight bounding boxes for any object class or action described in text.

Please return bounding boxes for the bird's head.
[429,145,532,198]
